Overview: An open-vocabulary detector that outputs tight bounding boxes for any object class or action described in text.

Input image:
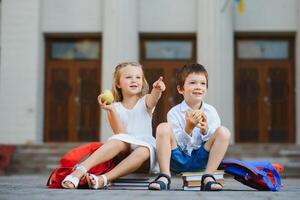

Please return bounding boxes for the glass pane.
[145,41,193,60]
[52,40,100,60]
[238,40,288,59]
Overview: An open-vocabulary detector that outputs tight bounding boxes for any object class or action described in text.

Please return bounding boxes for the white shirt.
[167,100,221,156]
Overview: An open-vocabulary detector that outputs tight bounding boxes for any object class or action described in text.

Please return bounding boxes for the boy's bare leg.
[204,126,231,189]
[88,146,150,187]
[149,122,177,189]
[63,140,130,188]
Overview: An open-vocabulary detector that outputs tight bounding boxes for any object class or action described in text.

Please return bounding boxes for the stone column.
[196,0,234,142]
[295,0,300,145]
[101,0,138,141]
[0,0,43,144]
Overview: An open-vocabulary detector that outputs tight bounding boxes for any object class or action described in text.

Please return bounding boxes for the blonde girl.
[61,62,165,189]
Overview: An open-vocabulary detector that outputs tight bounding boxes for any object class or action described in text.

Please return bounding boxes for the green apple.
[100,89,114,104]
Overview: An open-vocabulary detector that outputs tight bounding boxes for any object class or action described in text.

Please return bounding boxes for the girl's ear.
[177,85,184,95]
[116,83,121,89]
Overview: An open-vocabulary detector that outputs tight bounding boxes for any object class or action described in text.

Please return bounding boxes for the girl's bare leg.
[88,146,150,188]
[63,139,130,188]
[149,123,177,189]
[203,126,231,189]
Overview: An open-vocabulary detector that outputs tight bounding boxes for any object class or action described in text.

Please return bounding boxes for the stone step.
[3,143,300,177]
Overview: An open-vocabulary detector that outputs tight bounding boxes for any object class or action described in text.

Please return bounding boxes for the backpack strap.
[261,164,281,191]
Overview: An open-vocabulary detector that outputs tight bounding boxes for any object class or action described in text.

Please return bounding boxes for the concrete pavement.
[0,175,299,200]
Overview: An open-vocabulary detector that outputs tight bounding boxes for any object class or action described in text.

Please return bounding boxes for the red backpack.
[46,142,115,188]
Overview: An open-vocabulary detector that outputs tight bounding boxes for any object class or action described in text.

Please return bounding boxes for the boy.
[148,63,230,191]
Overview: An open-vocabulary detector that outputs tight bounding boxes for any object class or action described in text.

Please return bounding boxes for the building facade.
[0,0,299,144]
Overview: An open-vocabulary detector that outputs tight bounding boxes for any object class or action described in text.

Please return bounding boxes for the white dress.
[107,95,159,173]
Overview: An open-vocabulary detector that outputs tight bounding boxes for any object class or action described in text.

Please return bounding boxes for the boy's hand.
[152,76,166,92]
[98,94,115,112]
[185,110,202,135]
[197,113,208,135]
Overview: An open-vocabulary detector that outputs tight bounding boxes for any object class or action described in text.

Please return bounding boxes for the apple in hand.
[194,109,203,122]
[100,89,114,105]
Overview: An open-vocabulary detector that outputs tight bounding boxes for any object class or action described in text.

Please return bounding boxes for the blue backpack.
[220,159,283,191]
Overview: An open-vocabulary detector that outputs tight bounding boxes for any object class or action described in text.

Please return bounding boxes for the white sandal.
[61,165,88,189]
[87,173,108,189]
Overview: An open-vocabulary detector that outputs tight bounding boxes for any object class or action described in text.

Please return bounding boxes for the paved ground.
[0,175,299,200]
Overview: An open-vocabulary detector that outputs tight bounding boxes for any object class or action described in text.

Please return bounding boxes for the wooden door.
[44,37,101,142]
[140,35,196,136]
[235,36,294,143]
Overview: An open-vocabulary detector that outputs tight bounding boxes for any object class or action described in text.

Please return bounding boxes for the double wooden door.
[44,38,101,142]
[235,37,294,143]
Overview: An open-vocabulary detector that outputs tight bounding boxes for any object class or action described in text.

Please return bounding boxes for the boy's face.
[177,72,207,104]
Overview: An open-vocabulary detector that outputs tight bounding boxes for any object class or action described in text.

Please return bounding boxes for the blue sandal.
[201,174,223,191]
[148,173,171,190]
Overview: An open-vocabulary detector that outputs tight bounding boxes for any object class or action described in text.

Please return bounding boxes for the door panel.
[77,65,100,141]
[236,67,260,142]
[267,66,292,142]
[46,66,72,141]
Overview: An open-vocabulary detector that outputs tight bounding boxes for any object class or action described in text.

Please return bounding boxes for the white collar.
[179,100,207,112]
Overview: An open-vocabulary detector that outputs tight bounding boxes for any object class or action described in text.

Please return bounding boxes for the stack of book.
[181,170,225,191]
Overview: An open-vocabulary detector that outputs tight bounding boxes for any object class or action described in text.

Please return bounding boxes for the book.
[183,186,202,191]
[181,170,224,182]
[108,177,150,190]
[183,179,225,187]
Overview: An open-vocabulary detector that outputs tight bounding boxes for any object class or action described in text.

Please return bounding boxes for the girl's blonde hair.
[112,62,149,102]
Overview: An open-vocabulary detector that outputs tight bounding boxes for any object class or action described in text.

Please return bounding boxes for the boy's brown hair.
[176,63,209,89]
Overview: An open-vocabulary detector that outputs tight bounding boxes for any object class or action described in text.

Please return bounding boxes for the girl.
[61,62,165,189]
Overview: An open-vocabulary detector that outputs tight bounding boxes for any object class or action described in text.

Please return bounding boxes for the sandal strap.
[201,174,222,191]
[203,181,223,191]
[201,174,216,184]
[148,173,171,190]
[74,164,88,174]
[101,174,108,187]
[155,173,171,184]
[149,180,167,190]
[62,175,80,188]
[88,173,108,189]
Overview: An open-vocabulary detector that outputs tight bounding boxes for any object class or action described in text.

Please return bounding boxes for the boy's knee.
[156,122,172,138]
[216,126,231,141]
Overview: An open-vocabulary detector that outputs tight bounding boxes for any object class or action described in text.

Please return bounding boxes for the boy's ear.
[177,85,184,95]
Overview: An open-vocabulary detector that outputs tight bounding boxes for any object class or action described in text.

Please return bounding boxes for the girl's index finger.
[156,76,163,84]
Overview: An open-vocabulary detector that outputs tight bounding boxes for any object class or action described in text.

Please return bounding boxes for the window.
[237,40,289,60]
[144,40,193,60]
[51,40,100,60]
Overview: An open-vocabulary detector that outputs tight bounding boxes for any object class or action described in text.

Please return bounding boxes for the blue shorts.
[170,144,209,173]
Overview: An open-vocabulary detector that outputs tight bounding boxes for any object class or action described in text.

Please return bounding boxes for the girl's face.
[177,72,207,104]
[117,65,144,96]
